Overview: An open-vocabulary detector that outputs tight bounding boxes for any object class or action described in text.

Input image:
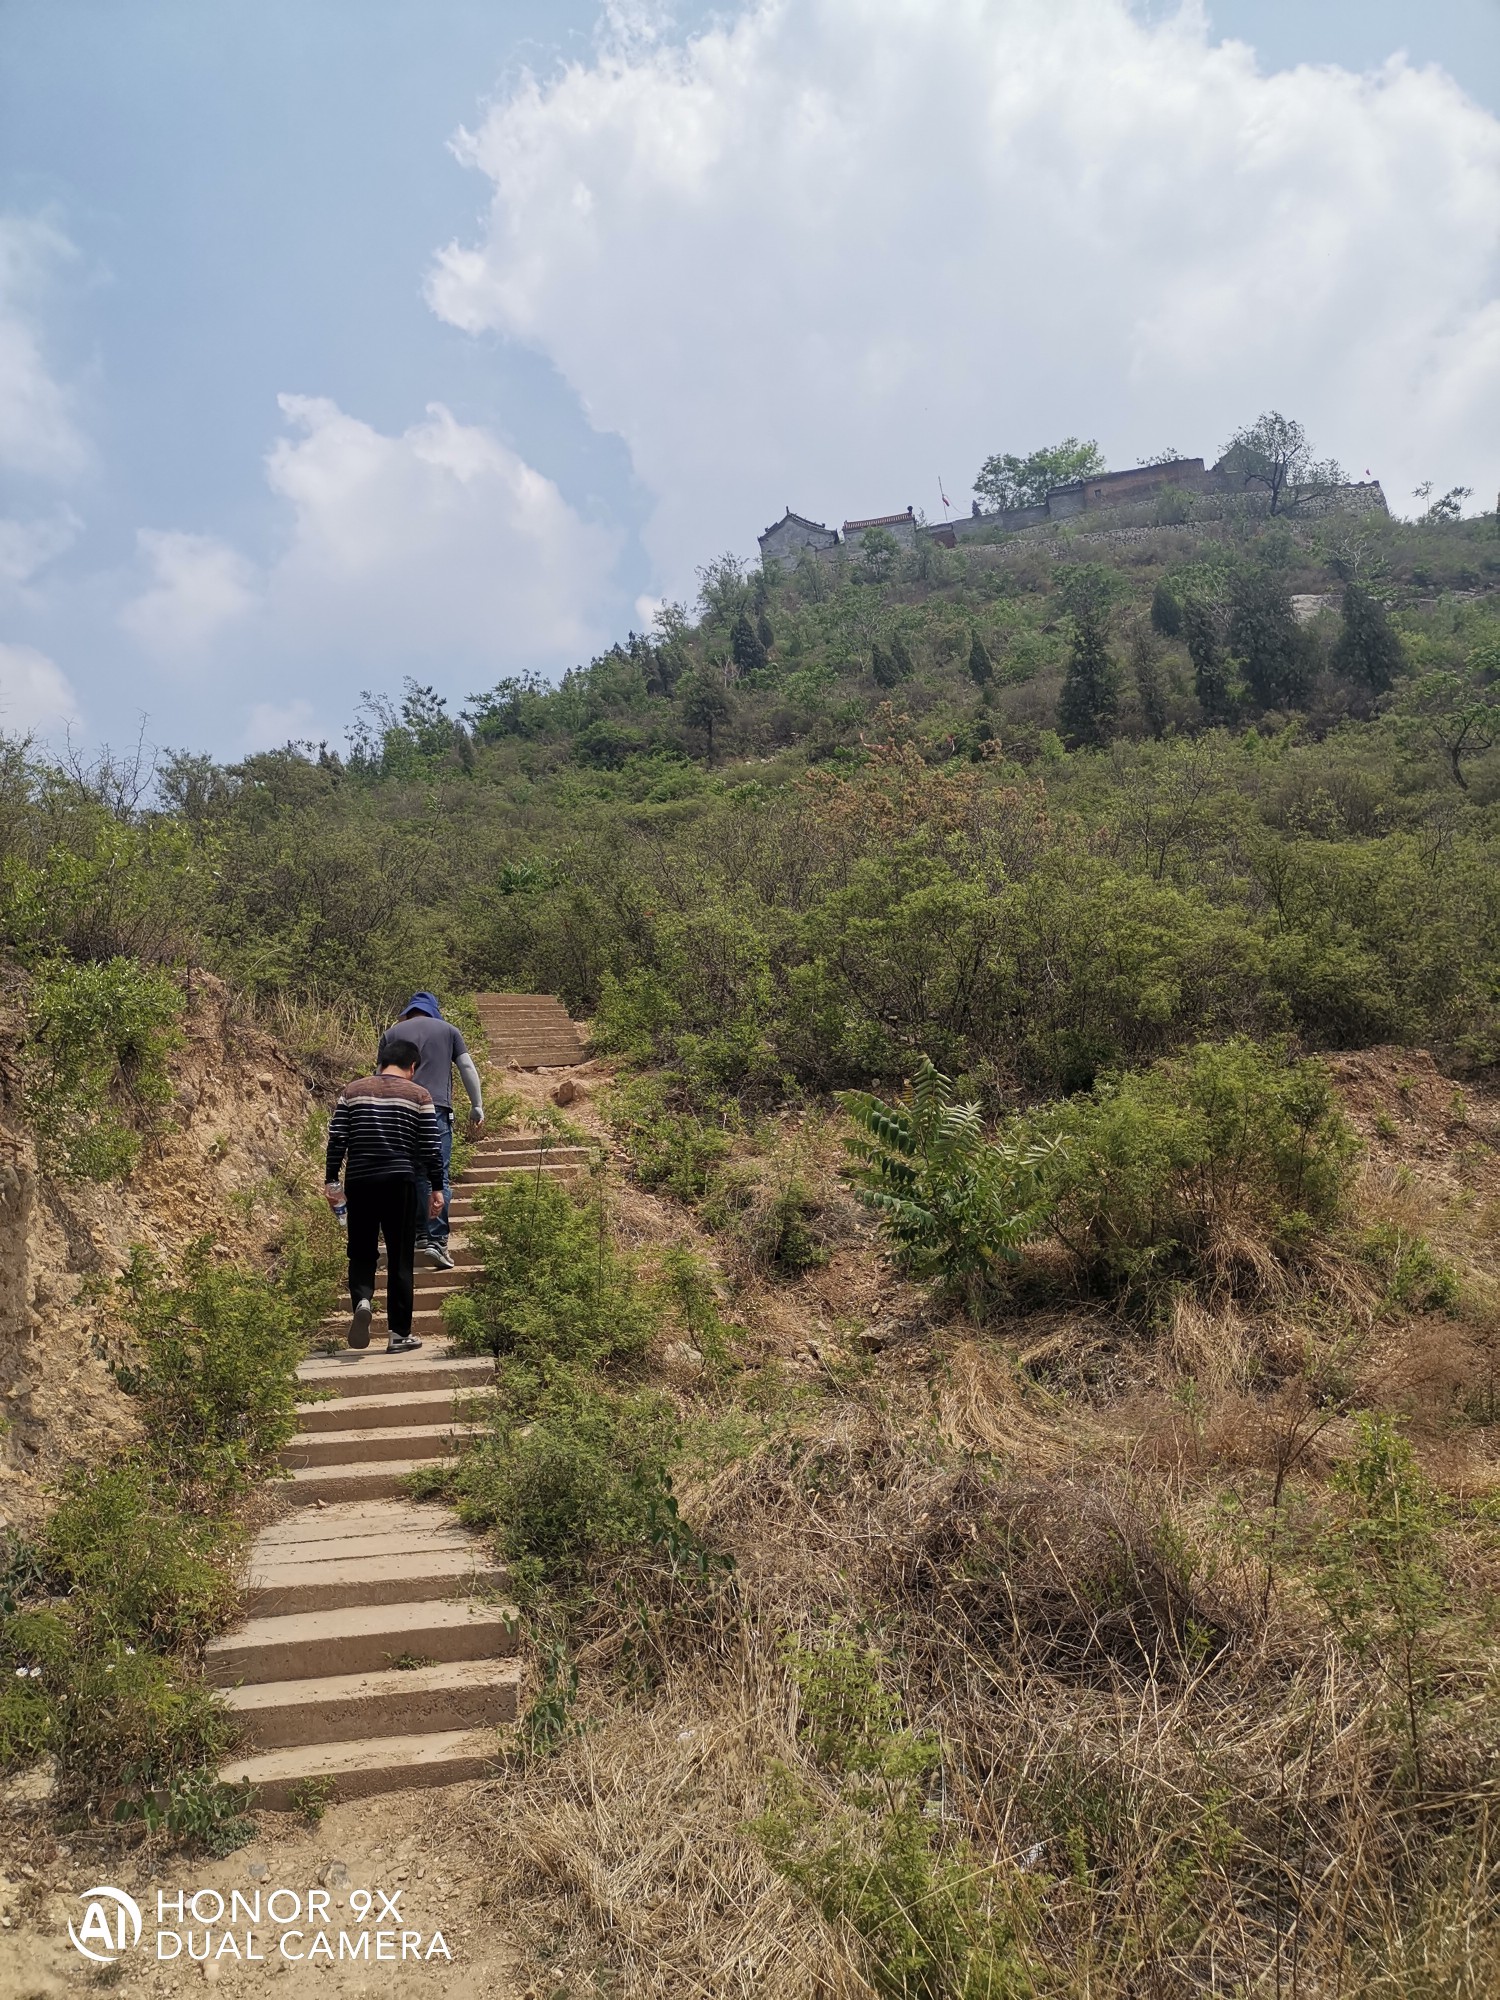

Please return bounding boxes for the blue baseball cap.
[401,992,442,1019]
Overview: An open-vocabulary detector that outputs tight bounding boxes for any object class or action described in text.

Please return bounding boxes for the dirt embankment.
[0,974,319,1531]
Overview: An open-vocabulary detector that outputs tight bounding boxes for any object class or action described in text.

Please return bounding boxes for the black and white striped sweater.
[324,1072,445,1187]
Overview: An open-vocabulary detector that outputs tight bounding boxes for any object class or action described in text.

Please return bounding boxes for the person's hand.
[469,1115,486,1138]
[322,1183,344,1210]
[428,1190,445,1219]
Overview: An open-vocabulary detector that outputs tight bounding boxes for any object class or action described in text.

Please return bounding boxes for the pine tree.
[1058,605,1121,749]
[1228,566,1312,709]
[679,667,732,761]
[731,610,768,679]
[1184,598,1235,724]
[967,632,994,687]
[1332,581,1404,693]
[871,643,902,689]
[1131,629,1169,739]
[756,611,775,653]
[889,632,916,681]
[1150,580,1183,638]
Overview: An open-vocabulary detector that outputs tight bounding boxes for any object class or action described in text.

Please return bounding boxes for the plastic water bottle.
[334,1199,347,1229]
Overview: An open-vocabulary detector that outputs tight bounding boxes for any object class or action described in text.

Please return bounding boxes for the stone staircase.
[475,991,587,1069]
[210,1124,589,1808]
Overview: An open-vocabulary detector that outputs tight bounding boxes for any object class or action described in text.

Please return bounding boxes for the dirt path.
[2,1782,523,1996]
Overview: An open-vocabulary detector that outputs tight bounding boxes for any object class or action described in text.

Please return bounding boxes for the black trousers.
[346,1175,418,1336]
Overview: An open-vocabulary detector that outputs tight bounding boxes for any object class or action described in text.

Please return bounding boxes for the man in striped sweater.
[323,1038,446,1353]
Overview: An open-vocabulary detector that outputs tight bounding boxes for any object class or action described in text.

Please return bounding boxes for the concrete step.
[244,1547,506,1617]
[297,1353,493,1397]
[295,1387,494,1433]
[317,1305,452,1338]
[449,1181,578,1219]
[257,1525,471,1567]
[474,1134,589,1153]
[254,1499,454,1548]
[206,1598,515,1687]
[222,1727,503,1810]
[223,1657,520,1753]
[466,1150,590,1173]
[284,1460,453,1505]
[280,1422,480,1470]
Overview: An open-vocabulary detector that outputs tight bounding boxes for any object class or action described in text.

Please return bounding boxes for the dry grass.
[457,1053,1500,1998]
[478,1357,1500,1995]
[469,1678,869,2000]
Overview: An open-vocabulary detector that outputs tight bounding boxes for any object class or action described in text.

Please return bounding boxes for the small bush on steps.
[442,1175,655,1367]
[419,1364,678,1593]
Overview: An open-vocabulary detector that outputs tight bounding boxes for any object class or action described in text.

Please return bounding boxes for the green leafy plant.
[1022,1037,1357,1295]
[41,1459,239,1646]
[515,1639,582,1760]
[439,1365,678,1587]
[838,1059,1055,1291]
[1361,1224,1462,1314]
[1316,1415,1451,1792]
[115,1241,307,1500]
[287,1775,337,1826]
[442,1176,655,1368]
[755,1633,1042,2000]
[21,956,182,1180]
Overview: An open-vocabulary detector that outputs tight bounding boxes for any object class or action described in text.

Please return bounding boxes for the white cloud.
[118,529,257,659]
[261,394,618,664]
[243,697,315,751]
[0,640,80,738]
[0,505,82,599]
[427,0,1500,581]
[0,217,90,484]
[121,397,620,687]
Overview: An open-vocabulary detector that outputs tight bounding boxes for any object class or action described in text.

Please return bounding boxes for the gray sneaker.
[420,1241,455,1271]
[348,1298,373,1349]
[386,1333,423,1355]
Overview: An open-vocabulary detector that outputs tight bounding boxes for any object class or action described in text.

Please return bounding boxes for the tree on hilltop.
[973,437,1106,511]
[1219,411,1343,516]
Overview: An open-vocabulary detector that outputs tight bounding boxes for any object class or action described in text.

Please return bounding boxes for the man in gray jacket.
[376,992,484,1270]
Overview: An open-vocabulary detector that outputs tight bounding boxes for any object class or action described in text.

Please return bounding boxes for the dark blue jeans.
[416,1108,455,1244]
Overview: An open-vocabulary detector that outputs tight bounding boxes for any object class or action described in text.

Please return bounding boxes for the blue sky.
[2,0,1498,756]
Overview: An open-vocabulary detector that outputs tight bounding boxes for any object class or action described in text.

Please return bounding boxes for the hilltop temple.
[758,456,1387,566]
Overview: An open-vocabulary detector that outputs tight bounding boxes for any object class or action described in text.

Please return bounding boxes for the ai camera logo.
[68,1885,143,1964]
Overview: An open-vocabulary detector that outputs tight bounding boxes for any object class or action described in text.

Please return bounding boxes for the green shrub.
[1317,1415,1449,1792]
[21,956,182,1180]
[439,1365,677,1587]
[442,1175,654,1368]
[42,1460,239,1646]
[1361,1225,1462,1314]
[116,1242,307,1499]
[606,1070,734,1201]
[756,1633,1042,2000]
[0,1607,233,1815]
[1021,1037,1357,1294]
[839,1058,1055,1290]
[759,1174,830,1276]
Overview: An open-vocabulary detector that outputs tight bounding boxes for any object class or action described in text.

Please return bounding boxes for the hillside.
[1,500,1500,1996]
